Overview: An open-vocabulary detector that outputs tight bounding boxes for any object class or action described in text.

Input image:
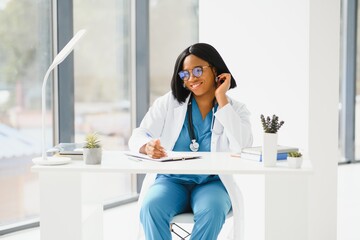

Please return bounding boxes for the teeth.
[191,82,202,89]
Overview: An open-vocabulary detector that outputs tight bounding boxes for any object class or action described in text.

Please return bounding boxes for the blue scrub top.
[157,97,220,184]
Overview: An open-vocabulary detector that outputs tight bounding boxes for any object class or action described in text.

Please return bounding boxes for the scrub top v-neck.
[156,97,219,184]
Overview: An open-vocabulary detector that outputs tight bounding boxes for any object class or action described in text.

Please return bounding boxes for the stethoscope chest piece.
[187,94,216,152]
[189,139,199,152]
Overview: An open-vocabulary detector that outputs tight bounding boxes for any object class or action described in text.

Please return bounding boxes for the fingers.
[215,73,231,107]
[145,139,167,159]
[216,73,231,89]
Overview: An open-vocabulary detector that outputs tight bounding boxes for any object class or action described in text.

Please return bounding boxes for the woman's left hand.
[215,73,231,107]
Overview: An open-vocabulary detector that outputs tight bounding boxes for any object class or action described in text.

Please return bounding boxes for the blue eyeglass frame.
[178,65,211,81]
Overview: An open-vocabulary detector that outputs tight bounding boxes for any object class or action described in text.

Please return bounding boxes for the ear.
[211,66,218,80]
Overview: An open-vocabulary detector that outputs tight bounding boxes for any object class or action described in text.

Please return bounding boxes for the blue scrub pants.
[140,178,232,240]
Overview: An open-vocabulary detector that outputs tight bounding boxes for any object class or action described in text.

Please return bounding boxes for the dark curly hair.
[171,43,237,103]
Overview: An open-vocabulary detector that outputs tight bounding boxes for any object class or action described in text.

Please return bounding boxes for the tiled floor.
[1,163,359,240]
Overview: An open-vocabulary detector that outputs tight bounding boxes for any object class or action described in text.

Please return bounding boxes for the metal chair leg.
[170,223,191,239]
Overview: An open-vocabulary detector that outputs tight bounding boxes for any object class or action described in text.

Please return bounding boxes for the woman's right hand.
[140,139,167,159]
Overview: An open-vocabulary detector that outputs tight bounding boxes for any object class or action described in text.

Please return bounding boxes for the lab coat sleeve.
[214,101,253,151]
[128,94,169,152]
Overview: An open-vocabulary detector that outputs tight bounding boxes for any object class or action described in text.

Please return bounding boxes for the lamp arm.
[41,65,55,160]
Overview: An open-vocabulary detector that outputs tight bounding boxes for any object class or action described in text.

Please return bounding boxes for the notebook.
[241,145,299,155]
[47,143,84,155]
[124,151,201,162]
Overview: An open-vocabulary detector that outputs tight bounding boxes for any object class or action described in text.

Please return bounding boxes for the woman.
[129,43,253,240]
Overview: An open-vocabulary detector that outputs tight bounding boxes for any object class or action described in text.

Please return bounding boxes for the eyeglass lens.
[178,66,203,81]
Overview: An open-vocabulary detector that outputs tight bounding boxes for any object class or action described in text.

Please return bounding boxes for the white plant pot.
[83,148,102,165]
[262,133,278,167]
[287,157,303,169]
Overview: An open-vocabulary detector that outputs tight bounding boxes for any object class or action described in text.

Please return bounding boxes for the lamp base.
[32,156,72,165]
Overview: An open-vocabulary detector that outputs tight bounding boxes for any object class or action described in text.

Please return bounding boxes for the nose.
[187,72,198,81]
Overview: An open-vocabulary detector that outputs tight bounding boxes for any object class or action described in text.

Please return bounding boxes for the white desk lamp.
[32,29,86,165]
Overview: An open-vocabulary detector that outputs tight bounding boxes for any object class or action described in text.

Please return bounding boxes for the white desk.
[32,151,312,240]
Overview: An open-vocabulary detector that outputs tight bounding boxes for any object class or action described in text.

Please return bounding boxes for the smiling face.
[182,54,216,98]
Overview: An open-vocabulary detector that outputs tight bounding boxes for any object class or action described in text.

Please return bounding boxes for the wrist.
[140,144,147,154]
[215,94,229,107]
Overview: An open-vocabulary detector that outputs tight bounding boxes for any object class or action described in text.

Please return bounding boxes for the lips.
[190,81,203,90]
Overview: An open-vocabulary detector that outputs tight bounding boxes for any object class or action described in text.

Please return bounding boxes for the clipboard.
[124,151,201,162]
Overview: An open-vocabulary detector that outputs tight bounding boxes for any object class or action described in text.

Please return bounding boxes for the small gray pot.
[83,148,102,165]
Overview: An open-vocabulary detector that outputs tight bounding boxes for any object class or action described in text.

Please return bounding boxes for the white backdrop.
[199,0,308,149]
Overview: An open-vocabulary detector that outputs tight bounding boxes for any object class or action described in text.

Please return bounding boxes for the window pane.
[356,3,360,160]
[0,0,52,226]
[73,0,133,199]
[150,0,199,102]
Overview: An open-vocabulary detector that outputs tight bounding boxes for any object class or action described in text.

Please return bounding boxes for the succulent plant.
[288,151,302,158]
[84,132,101,148]
[260,114,285,133]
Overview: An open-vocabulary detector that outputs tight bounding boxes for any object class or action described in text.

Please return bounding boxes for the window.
[149,0,199,101]
[0,0,200,232]
[0,0,52,227]
[73,0,133,199]
[355,0,360,161]
[340,0,357,163]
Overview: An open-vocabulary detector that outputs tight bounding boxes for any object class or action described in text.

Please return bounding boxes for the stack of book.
[240,145,299,161]
[47,143,84,160]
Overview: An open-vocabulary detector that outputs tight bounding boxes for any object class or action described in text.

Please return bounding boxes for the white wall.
[199,0,308,148]
[199,0,339,239]
[308,0,339,239]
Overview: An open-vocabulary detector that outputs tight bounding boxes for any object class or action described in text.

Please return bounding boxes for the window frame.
[340,0,358,164]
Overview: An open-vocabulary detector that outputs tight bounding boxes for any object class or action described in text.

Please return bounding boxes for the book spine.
[241,152,288,161]
[260,152,288,161]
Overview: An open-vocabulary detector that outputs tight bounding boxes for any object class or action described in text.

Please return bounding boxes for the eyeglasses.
[178,65,211,81]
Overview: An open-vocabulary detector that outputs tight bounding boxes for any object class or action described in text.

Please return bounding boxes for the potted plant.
[83,132,102,165]
[287,151,303,169]
[260,114,285,167]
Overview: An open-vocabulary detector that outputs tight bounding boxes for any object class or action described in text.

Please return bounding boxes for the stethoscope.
[187,95,216,152]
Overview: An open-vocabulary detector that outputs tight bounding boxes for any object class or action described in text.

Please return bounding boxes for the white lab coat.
[129,91,253,152]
